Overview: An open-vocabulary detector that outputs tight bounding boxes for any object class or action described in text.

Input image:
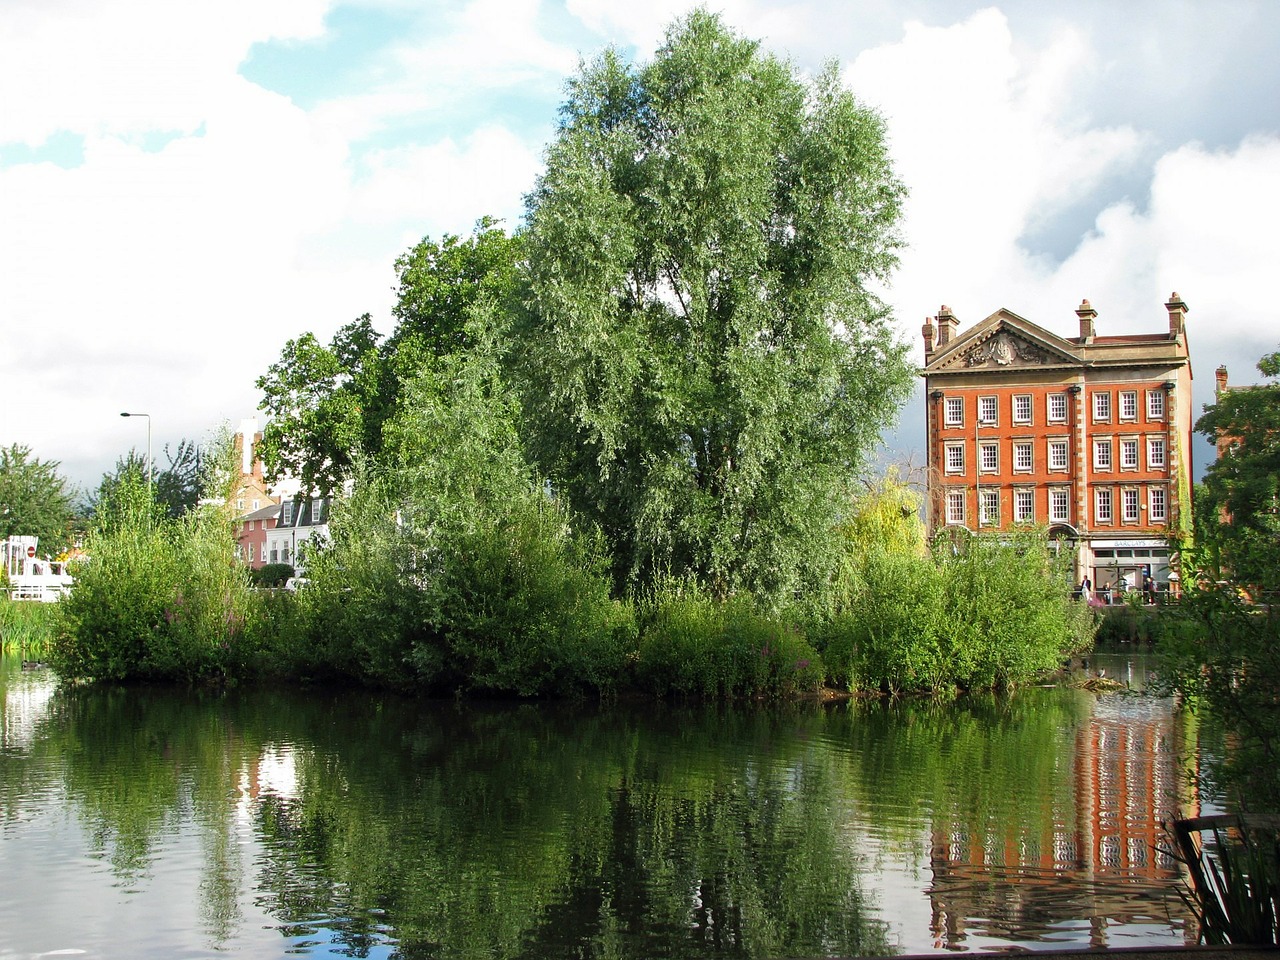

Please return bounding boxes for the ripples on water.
[0,649,1200,958]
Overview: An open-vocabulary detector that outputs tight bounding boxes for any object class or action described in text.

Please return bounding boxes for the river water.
[0,649,1206,958]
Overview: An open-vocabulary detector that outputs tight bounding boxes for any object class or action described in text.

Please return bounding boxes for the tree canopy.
[257,221,523,499]
[0,443,76,555]
[1195,346,1280,597]
[513,10,914,604]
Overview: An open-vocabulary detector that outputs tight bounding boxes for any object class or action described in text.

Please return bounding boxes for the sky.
[3,0,1279,495]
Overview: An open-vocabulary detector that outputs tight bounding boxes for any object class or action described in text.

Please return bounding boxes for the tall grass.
[0,599,57,656]
[51,492,261,683]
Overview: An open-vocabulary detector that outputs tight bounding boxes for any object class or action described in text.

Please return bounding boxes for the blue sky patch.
[239,5,416,108]
[0,130,86,169]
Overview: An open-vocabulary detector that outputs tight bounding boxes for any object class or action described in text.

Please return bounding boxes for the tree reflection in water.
[0,660,1198,957]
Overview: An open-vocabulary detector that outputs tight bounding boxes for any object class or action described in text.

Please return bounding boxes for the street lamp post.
[120,412,152,501]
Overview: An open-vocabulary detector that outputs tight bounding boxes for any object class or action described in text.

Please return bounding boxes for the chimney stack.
[922,316,936,358]
[1166,291,1188,341]
[1076,298,1097,343]
[936,305,958,347]
[1216,365,1229,397]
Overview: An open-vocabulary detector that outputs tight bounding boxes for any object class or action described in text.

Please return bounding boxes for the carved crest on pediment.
[963,331,1049,368]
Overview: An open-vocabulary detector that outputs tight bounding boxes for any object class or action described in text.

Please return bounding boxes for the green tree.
[257,221,523,498]
[514,11,914,605]
[0,444,76,554]
[257,314,385,499]
[1195,347,1280,597]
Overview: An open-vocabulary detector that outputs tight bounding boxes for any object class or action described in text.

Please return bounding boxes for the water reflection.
[0,656,1199,958]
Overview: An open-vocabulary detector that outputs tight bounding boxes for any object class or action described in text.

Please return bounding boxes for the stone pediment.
[928,311,1080,372]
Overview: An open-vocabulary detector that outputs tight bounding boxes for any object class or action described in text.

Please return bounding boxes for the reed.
[1169,814,1280,945]
[0,598,56,656]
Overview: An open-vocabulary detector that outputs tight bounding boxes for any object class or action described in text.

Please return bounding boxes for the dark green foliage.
[1155,590,1280,808]
[251,563,294,588]
[1170,818,1280,945]
[1195,346,1280,599]
[0,443,76,554]
[636,587,824,698]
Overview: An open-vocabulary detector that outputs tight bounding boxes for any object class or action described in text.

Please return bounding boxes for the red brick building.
[920,293,1194,592]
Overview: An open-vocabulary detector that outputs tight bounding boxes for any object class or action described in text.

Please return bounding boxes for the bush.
[251,563,295,588]
[51,504,260,683]
[811,530,1094,695]
[636,587,823,699]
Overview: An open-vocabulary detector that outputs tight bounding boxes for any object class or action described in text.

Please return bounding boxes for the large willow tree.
[515,11,914,604]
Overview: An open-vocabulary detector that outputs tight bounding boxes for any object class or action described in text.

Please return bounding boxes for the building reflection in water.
[927,696,1199,949]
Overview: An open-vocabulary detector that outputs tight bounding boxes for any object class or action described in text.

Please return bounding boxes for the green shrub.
[251,563,295,588]
[811,530,1094,695]
[51,503,260,683]
[423,498,634,697]
[636,587,823,699]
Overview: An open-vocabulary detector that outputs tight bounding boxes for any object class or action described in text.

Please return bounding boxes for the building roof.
[236,503,282,524]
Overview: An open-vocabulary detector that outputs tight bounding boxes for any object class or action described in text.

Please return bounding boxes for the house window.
[1013,395,1032,424]
[1120,438,1139,470]
[946,490,966,525]
[282,547,290,563]
[1149,486,1167,521]
[282,503,293,525]
[259,544,267,563]
[945,442,965,474]
[978,395,998,424]
[236,498,245,512]
[1048,393,1067,423]
[1049,488,1069,523]
[979,441,999,473]
[980,489,999,526]
[1093,392,1111,421]
[1094,439,1112,471]
[1122,488,1140,522]
[252,499,260,511]
[1147,389,1165,420]
[1120,391,1138,420]
[1095,488,1113,524]
[945,397,964,427]
[1049,442,1070,473]
[1014,489,1034,523]
[1148,436,1166,469]
[1013,441,1033,472]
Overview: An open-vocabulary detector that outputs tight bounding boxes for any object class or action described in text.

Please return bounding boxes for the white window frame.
[1147,389,1165,420]
[1093,391,1111,421]
[945,490,966,525]
[1049,488,1070,523]
[1013,394,1033,424]
[979,441,999,473]
[978,395,998,424]
[1014,488,1034,523]
[259,543,267,563]
[945,396,964,427]
[1120,438,1139,470]
[1094,439,1112,471]
[1147,436,1166,470]
[1095,488,1113,524]
[1048,392,1068,423]
[945,442,965,475]
[1013,440,1033,473]
[1048,439,1069,472]
[1120,390,1138,421]
[1122,487,1140,523]
[1149,486,1167,521]
[980,489,999,527]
